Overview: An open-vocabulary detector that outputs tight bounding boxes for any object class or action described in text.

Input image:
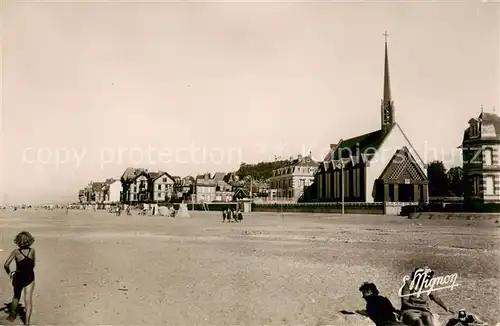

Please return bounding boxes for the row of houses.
[78,168,274,204]
[78,152,322,205]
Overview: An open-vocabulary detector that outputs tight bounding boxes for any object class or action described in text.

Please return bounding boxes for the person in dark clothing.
[358,282,405,326]
[4,231,36,325]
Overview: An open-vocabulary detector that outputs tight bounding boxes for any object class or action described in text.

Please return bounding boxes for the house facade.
[215,180,233,202]
[92,182,106,203]
[312,36,428,204]
[268,154,319,202]
[193,173,234,203]
[78,189,86,203]
[105,178,122,203]
[121,168,151,203]
[194,174,217,203]
[120,168,178,203]
[173,176,194,201]
[149,171,175,202]
[461,111,500,204]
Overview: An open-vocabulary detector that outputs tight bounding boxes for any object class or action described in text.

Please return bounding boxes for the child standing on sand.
[3,231,36,326]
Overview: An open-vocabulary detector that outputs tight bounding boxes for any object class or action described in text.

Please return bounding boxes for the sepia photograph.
[0,0,499,325]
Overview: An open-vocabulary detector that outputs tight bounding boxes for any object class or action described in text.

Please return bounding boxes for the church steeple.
[381,31,395,134]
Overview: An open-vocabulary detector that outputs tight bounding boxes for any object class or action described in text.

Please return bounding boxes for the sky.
[0,0,498,204]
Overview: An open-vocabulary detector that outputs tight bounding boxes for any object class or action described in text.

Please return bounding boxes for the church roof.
[323,127,390,164]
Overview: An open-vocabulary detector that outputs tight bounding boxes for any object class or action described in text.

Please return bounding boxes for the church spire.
[381,31,395,134]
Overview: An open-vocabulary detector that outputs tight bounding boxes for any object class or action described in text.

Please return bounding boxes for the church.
[313,35,429,204]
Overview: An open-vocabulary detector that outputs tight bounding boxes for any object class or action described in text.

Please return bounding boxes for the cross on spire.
[383,31,389,43]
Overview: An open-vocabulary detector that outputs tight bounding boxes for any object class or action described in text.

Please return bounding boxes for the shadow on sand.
[0,302,26,325]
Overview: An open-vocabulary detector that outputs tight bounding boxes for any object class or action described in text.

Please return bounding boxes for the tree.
[427,161,449,197]
[447,166,464,197]
[235,158,292,181]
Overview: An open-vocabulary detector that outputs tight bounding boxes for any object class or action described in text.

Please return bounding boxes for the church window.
[318,174,323,200]
[325,173,330,199]
[344,170,349,197]
[333,171,340,198]
[353,168,357,197]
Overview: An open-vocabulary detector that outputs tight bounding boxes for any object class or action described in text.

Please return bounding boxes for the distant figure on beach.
[400,267,454,326]
[357,282,404,326]
[126,205,131,215]
[237,209,243,222]
[116,205,121,216]
[3,231,36,326]
[222,209,228,222]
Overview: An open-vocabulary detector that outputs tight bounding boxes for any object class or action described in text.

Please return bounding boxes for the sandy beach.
[0,210,499,325]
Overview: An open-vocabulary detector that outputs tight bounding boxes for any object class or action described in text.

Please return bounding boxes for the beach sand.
[0,210,498,325]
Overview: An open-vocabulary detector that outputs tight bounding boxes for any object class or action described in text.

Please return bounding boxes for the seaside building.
[173,176,195,201]
[104,178,122,203]
[120,168,176,203]
[193,173,234,203]
[313,33,429,204]
[148,171,175,202]
[461,110,500,204]
[121,168,151,203]
[268,153,319,202]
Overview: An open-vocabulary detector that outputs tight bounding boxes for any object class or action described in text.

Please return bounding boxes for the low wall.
[384,202,418,216]
[184,203,238,211]
[253,202,384,215]
[409,212,500,221]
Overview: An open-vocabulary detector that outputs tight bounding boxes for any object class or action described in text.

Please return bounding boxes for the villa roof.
[212,172,226,181]
[121,167,149,182]
[462,111,500,142]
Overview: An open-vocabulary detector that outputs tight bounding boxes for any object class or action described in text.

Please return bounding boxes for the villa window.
[485,176,495,195]
[484,148,493,166]
[472,176,481,195]
[469,124,480,138]
[163,177,167,182]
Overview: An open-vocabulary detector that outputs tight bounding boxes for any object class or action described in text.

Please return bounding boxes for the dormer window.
[469,123,480,138]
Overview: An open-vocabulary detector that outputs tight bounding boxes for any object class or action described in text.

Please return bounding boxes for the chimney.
[298,154,303,160]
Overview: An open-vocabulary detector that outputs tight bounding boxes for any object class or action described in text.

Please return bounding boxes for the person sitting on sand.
[400,267,454,326]
[3,231,36,326]
[357,282,404,326]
